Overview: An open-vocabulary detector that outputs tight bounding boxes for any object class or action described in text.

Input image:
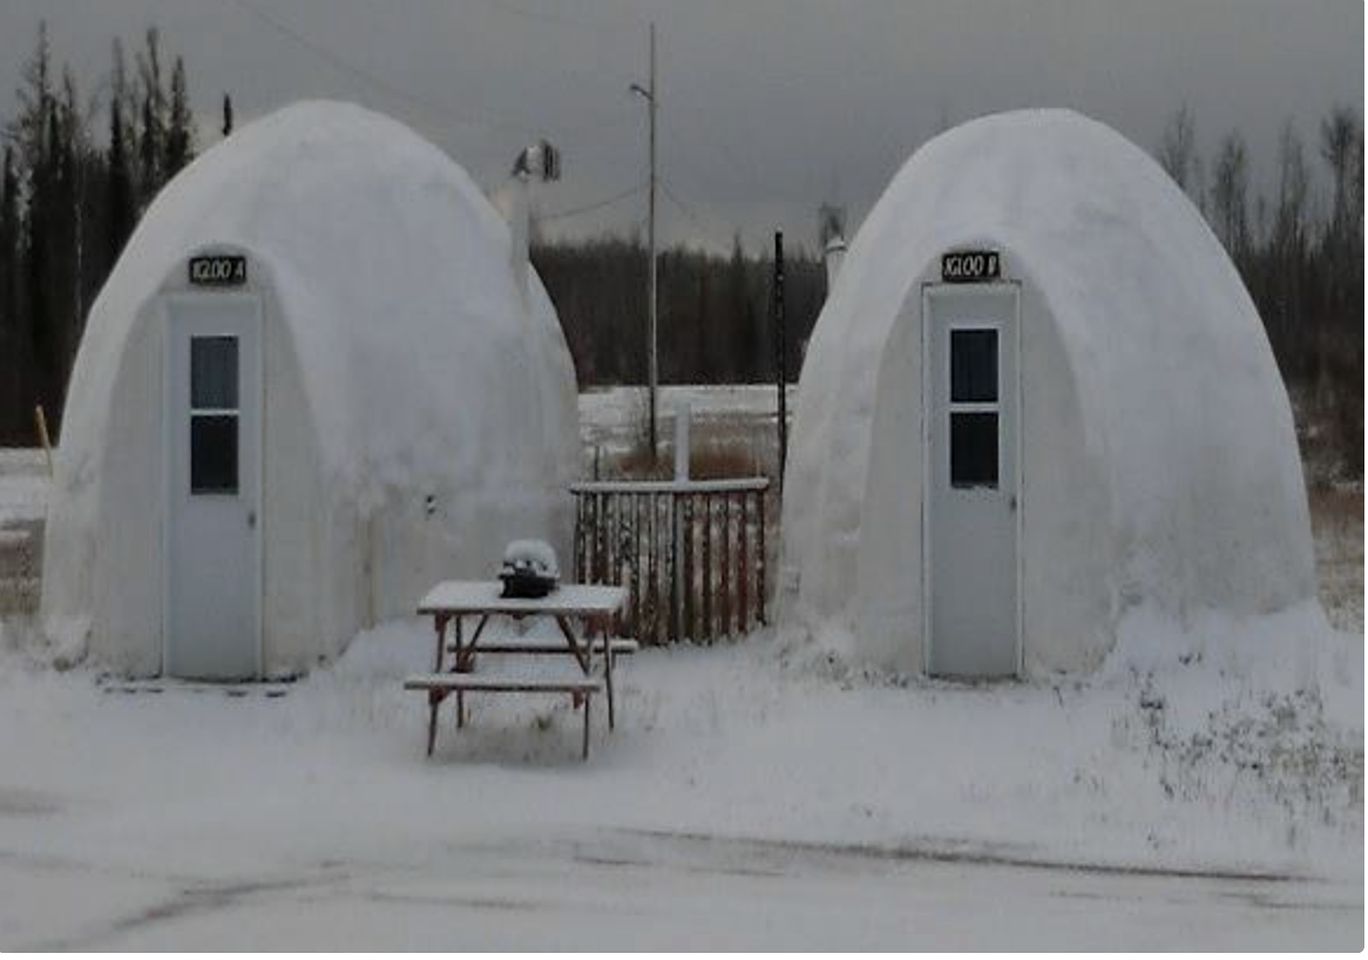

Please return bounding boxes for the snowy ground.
[0,387,1362,948]
[0,607,1361,949]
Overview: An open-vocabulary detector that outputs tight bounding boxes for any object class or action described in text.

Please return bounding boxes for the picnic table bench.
[408,580,631,760]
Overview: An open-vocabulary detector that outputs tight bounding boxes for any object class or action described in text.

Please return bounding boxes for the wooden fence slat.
[631,495,641,639]
[702,493,713,643]
[607,492,616,587]
[669,494,681,643]
[721,493,732,637]
[682,494,694,640]
[756,489,767,626]
[738,492,749,633]
[572,494,582,583]
[596,492,605,588]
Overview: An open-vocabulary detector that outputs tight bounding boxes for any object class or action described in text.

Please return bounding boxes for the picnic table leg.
[583,691,591,760]
[555,615,591,674]
[432,614,448,672]
[602,616,615,730]
[428,614,447,756]
[427,690,440,756]
[454,616,465,729]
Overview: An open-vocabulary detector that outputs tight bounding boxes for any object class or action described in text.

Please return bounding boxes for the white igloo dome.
[43,100,580,678]
[780,108,1314,677]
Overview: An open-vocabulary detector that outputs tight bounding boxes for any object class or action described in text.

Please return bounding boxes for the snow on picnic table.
[0,607,1360,949]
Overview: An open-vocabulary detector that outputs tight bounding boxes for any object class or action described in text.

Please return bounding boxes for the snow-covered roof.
[58,99,577,507]
[783,109,1314,648]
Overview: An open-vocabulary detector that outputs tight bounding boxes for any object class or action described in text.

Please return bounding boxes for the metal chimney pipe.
[823,235,847,291]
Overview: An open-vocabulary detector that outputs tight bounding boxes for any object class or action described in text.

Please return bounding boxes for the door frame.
[160,292,265,678]
[920,281,1023,677]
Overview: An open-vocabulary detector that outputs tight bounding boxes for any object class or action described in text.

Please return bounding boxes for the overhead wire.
[658,177,742,253]
[232,0,583,139]
[234,0,766,246]
[478,0,646,36]
[535,181,647,223]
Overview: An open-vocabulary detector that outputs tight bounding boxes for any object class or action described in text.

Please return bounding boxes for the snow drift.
[41,100,580,677]
[779,108,1316,676]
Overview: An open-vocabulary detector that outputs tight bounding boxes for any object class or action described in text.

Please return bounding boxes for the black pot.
[499,568,558,599]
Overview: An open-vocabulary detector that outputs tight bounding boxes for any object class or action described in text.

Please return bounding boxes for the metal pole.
[647,22,659,459]
[774,230,787,491]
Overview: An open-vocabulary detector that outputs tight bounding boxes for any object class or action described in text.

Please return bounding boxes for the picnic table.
[405,580,634,759]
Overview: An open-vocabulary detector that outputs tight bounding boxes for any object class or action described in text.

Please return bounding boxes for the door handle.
[247,510,257,529]
[1009,495,1017,513]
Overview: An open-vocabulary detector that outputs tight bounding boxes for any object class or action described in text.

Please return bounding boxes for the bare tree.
[1211,130,1251,260]
[1320,106,1361,246]
[1158,103,1203,209]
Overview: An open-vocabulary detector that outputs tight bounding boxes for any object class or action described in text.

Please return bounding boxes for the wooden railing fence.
[570,478,770,644]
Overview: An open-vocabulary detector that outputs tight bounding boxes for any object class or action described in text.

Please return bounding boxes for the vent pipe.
[823,235,848,291]
[497,140,561,312]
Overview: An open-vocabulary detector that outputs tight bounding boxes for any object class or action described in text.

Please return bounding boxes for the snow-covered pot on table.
[778,109,1315,680]
[41,100,580,680]
[498,539,561,598]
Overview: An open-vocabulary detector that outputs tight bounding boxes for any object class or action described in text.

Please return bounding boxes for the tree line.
[0,24,203,444]
[532,234,825,387]
[0,25,1361,477]
[1158,103,1363,477]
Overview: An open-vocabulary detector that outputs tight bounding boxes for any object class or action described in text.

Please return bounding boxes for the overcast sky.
[0,0,1361,253]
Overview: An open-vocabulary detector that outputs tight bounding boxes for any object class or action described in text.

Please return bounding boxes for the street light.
[630,23,658,459]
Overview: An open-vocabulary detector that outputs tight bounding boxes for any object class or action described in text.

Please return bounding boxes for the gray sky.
[0,0,1361,253]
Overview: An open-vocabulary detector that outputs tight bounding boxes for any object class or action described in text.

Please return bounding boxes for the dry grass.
[599,409,774,483]
[1308,481,1363,632]
[606,439,765,481]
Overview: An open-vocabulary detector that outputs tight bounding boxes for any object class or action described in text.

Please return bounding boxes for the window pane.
[951,412,998,488]
[191,414,238,494]
[191,336,238,409]
[950,329,997,403]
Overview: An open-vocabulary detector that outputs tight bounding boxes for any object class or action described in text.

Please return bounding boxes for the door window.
[949,328,999,489]
[189,336,239,494]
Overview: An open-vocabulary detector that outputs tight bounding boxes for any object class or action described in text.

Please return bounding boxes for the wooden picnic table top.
[416,580,627,617]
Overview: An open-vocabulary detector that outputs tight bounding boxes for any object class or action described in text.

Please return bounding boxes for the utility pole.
[774,230,787,490]
[632,23,659,457]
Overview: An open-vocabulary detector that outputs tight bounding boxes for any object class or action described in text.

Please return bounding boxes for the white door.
[924,284,1019,677]
[165,295,261,679]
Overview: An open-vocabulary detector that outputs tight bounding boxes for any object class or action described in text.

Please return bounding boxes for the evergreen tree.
[8,22,55,437]
[135,27,165,204]
[0,147,17,437]
[164,56,193,176]
[107,89,133,265]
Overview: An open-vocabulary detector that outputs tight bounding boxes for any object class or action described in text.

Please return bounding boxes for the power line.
[478,0,644,36]
[535,182,646,223]
[231,0,545,138]
[659,177,741,251]
[660,111,762,212]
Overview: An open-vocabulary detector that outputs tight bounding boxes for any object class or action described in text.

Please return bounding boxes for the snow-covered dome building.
[41,101,580,679]
[779,109,1315,679]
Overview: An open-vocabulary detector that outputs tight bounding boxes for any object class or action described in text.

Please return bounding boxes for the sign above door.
[189,255,247,287]
[941,250,1000,284]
